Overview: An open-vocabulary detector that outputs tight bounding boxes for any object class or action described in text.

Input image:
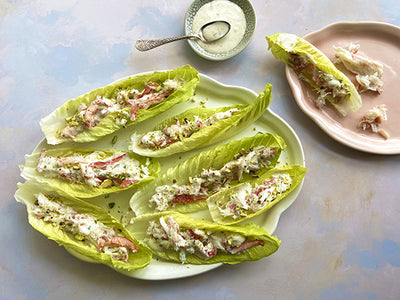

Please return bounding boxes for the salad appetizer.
[40,65,199,145]
[130,133,286,216]
[207,165,306,224]
[130,84,272,157]
[128,212,280,264]
[266,33,361,116]
[21,147,160,198]
[14,182,152,271]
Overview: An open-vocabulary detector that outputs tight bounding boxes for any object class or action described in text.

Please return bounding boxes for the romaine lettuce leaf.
[20,147,160,198]
[14,181,152,271]
[40,65,200,145]
[207,165,306,224]
[129,133,286,216]
[130,84,272,157]
[127,212,280,265]
[266,33,361,116]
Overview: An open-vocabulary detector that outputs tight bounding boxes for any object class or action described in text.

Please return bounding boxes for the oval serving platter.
[22,73,305,280]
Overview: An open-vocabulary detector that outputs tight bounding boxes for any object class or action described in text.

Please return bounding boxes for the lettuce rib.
[130,84,272,157]
[129,133,286,216]
[127,212,280,265]
[14,181,153,271]
[266,33,361,116]
[207,165,306,224]
[40,65,200,145]
[21,147,160,198]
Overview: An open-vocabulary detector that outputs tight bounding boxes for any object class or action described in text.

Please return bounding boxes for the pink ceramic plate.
[286,22,400,154]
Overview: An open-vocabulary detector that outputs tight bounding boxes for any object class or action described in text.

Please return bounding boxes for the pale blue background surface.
[1,0,400,299]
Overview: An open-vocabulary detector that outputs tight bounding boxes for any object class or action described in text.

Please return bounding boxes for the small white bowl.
[184,0,256,61]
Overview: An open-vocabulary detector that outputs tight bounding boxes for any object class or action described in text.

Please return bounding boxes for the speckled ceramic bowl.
[185,0,256,61]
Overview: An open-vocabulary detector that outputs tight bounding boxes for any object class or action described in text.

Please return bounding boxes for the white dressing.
[192,0,246,54]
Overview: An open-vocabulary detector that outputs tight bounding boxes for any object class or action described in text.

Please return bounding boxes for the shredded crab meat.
[334,42,384,93]
[59,79,182,139]
[139,109,240,149]
[32,193,137,262]
[36,150,150,188]
[288,52,351,109]
[358,104,389,139]
[217,173,292,219]
[149,146,278,211]
[145,215,264,262]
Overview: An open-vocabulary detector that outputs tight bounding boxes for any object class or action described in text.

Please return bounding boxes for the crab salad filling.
[32,193,138,262]
[59,79,182,139]
[145,215,264,262]
[36,150,151,189]
[288,52,351,108]
[139,108,240,149]
[217,173,292,219]
[149,146,278,211]
[358,104,389,139]
[334,42,384,93]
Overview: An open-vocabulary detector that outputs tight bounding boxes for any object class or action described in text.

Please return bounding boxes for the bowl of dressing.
[185,0,256,61]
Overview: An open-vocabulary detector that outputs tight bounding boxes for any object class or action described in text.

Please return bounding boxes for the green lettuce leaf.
[130,133,286,216]
[21,147,160,198]
[130,84,272,157]
[127,212,280,265]
[266,33,361,116]
[207,165,306,224]
[14,181,153,271]
[40,65,200,145]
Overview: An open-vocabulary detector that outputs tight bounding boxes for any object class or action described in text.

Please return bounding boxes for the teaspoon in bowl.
[135,20,231,51]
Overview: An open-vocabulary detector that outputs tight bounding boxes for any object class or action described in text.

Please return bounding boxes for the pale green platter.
[22,73,305,280]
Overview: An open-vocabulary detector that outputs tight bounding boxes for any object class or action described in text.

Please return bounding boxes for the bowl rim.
[184,0,256,61]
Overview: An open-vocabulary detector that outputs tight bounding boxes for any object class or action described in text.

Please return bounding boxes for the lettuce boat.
[21,147,160,199]
[14,181,153,271]
[130,84,272,157]
[40,65,200,145]
[127,212,280,265]
[266,33,361,116]
[207,165,306,224]
[130,133,286,216]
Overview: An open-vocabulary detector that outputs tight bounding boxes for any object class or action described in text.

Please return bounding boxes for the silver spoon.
[135,20,231,51]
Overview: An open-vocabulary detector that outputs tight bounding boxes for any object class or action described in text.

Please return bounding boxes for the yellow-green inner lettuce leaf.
[266,33,361,116]
[127,212,280,265]
[20,147,160,199]
[130,133,286,216]
[130,84,272,157]
[14,181,152,271]
[207,165,306,225]
[40,65,200,145]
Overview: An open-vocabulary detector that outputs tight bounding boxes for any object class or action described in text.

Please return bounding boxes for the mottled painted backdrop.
[1,0,399,299]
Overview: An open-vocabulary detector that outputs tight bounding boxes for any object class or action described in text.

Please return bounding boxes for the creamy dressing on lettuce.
[217,173,292,219]
[32,193,137,262]
[149,146,278,211]
[145,215,264,262]
[36,150,151,188]
[59,79,182,139]
[139,108,240,149]
[277,33,299,51]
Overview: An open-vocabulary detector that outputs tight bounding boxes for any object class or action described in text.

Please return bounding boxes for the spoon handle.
[135,35,195,51]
